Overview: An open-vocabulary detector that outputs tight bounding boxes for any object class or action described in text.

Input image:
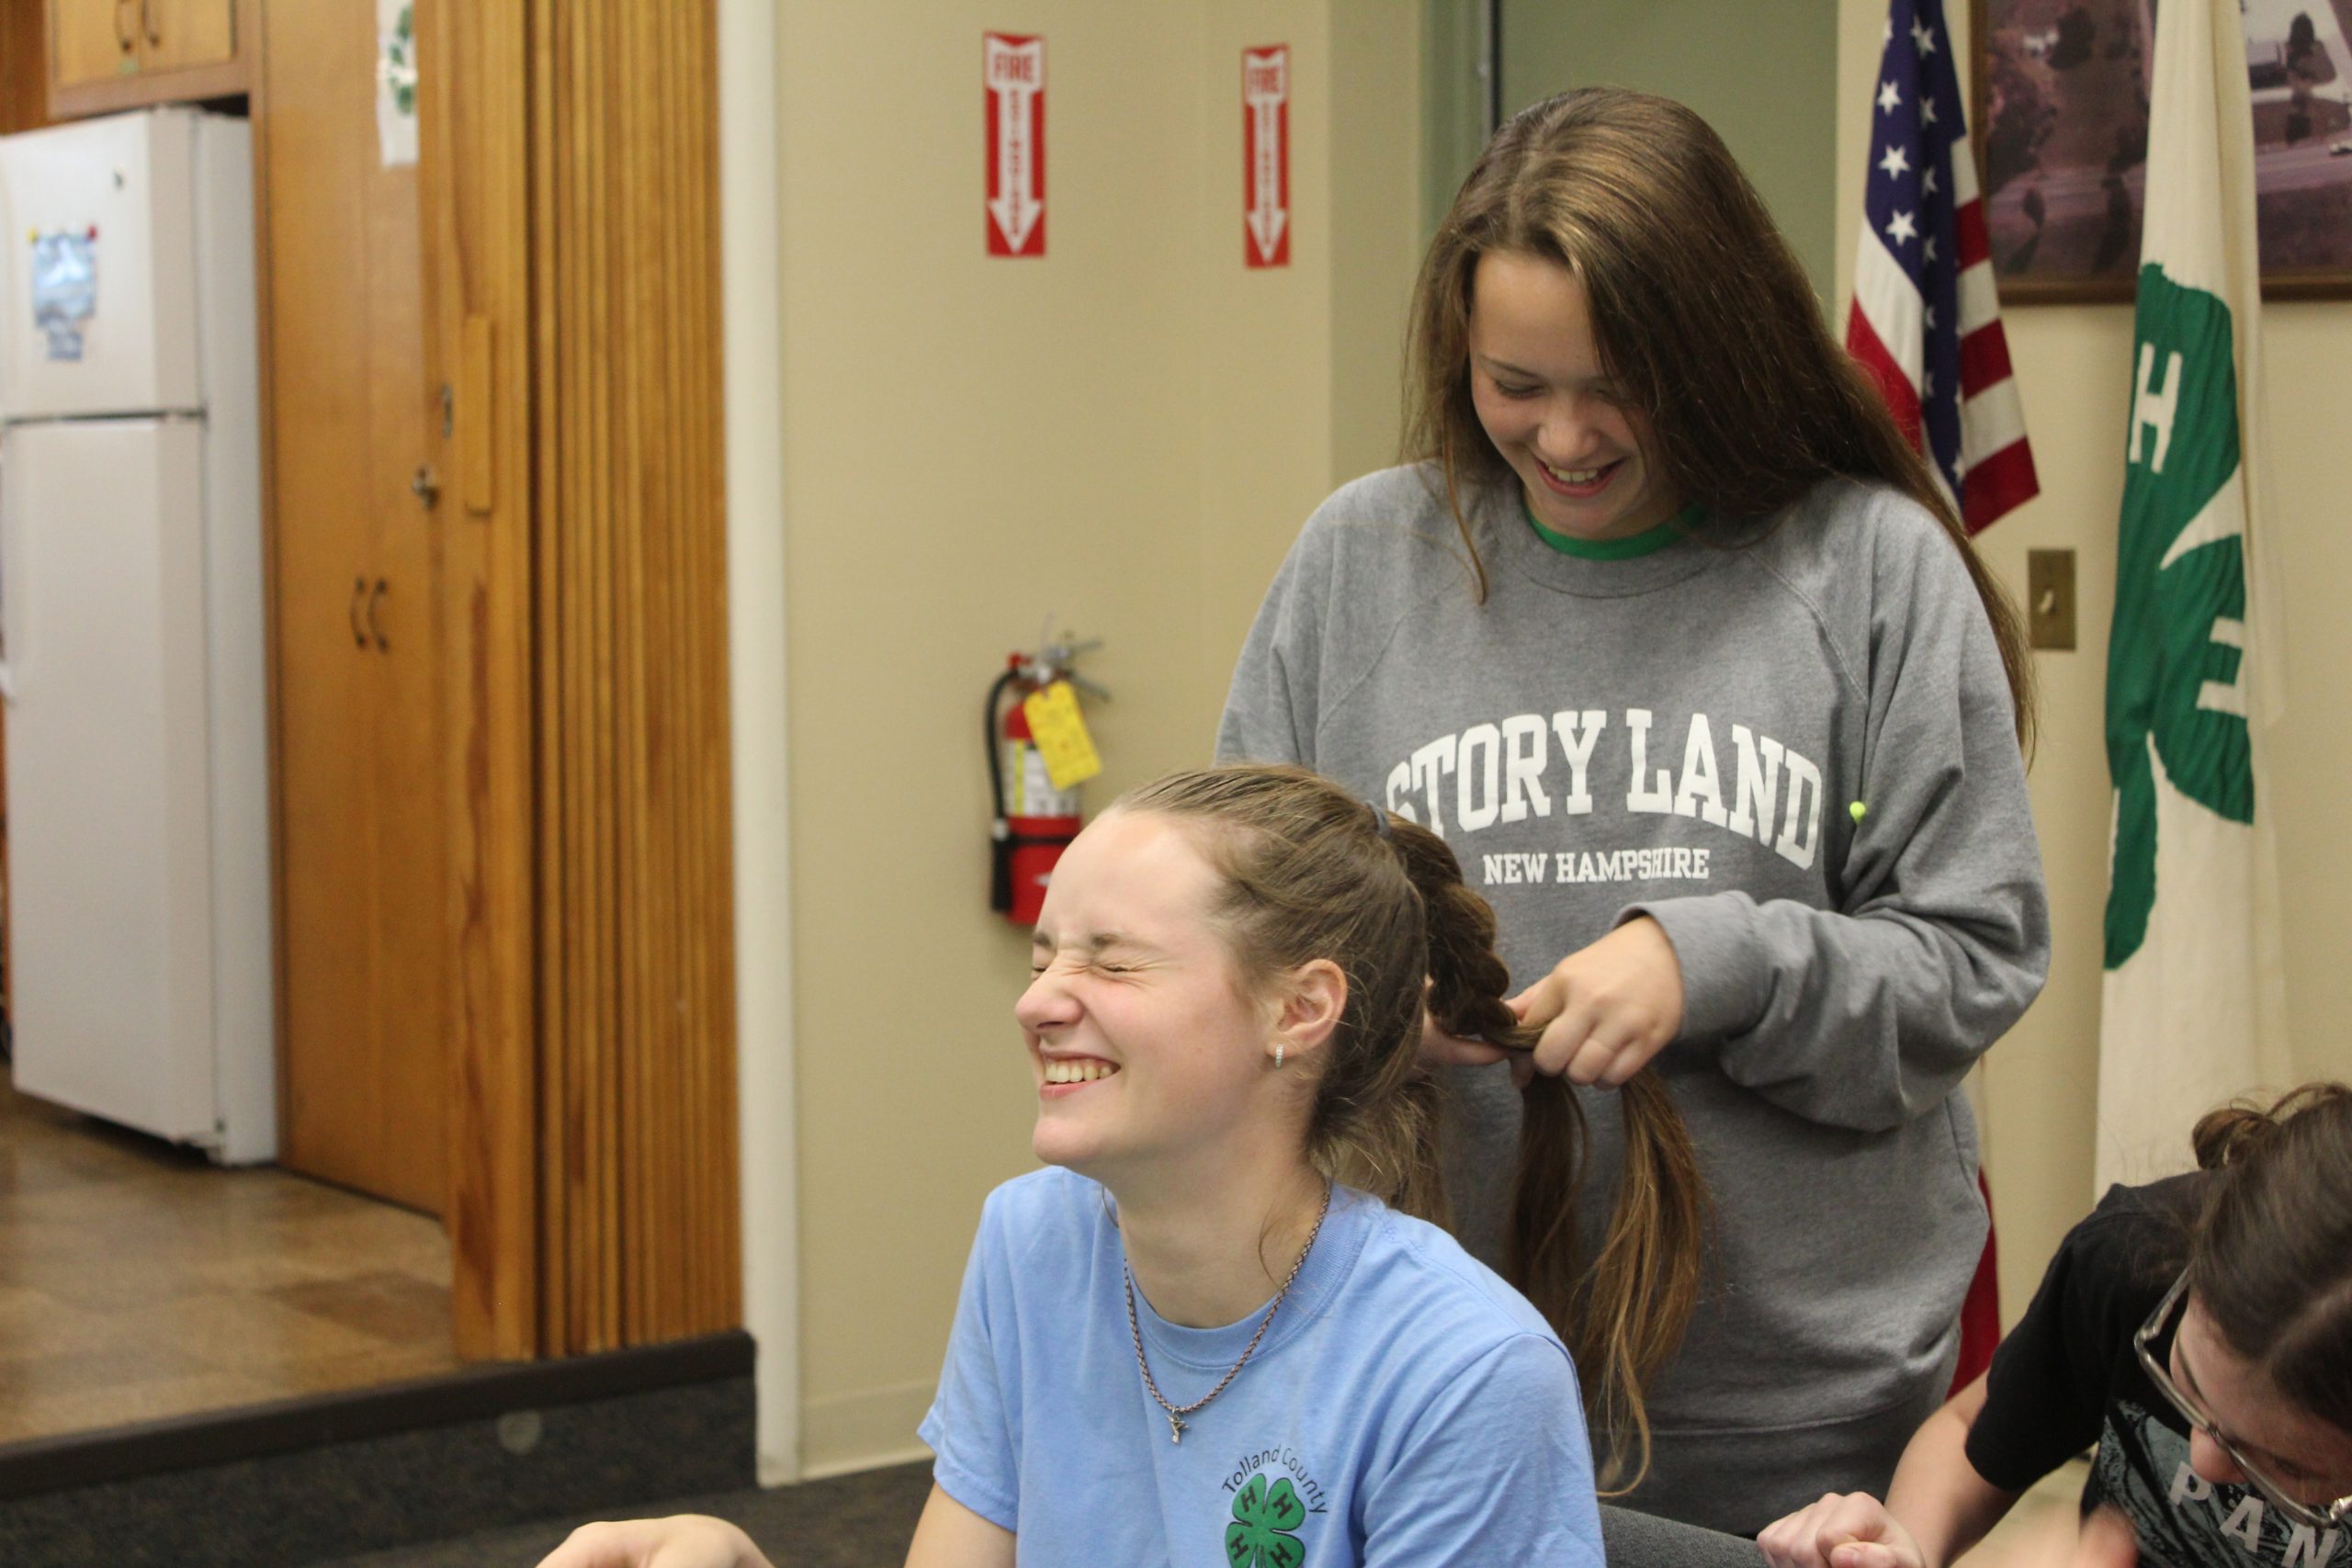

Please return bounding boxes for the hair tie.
[1366,800,1392,839]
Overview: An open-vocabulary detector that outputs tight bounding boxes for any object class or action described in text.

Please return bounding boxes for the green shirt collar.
[1521,497,1702,560]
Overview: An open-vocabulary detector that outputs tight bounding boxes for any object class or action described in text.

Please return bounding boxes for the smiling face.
[1017,809,1287,1184]
[2175,1294,2352,1511]
[1465,249,1680,544]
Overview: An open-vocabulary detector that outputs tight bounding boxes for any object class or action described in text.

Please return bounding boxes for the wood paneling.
[264,0,448,1219]
[529,0,738,1354]
[423,0,736,1362]
[421,0,538,1362]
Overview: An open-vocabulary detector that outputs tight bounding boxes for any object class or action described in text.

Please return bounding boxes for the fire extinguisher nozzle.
[990,838,1016,916]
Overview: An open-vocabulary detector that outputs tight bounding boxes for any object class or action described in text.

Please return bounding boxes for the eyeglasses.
[2133,1271,2352,1531]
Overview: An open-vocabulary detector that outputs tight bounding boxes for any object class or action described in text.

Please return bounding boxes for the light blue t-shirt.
[919,1167,1605,1567]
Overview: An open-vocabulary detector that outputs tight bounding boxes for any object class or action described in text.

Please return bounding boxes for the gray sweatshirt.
[1216,464,2050,1533]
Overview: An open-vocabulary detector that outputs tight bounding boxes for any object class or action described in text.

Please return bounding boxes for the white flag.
[2098,0,2289,1190]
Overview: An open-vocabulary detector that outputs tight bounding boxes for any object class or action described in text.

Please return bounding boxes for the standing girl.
[1219,87,2051,1531]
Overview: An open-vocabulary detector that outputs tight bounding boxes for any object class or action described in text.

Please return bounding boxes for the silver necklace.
[1122,1181,1334,1445]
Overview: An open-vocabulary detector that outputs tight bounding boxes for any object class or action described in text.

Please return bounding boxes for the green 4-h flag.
[2100,0,2289,1188]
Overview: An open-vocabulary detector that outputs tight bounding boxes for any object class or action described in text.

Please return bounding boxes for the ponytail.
[1391,817,1709,1495]
[2188,1083,2352,1172]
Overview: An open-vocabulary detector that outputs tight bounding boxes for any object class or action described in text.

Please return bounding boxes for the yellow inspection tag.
[1022,680,1103,792]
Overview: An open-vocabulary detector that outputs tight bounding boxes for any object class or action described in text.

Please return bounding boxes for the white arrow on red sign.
[1243,45,1290,268]
[986,32,1046,258]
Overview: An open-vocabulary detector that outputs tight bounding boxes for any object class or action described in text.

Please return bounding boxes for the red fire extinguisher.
[987,638,1104,924]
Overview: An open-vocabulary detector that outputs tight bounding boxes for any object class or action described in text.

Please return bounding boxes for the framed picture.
[1972,0,2352,300]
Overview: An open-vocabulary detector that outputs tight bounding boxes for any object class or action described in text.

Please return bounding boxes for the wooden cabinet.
[45,0,247,118]
[49,0,131,88]
[138,0,233,72]
[263,0,448,1216]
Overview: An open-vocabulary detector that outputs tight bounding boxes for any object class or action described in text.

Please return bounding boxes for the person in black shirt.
[1759,1084,2352,1568]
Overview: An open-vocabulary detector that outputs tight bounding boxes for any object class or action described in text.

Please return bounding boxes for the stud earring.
[1274,1043,1285,1069]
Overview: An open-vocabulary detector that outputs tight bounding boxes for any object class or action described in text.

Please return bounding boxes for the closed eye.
[1027,957,1135,976]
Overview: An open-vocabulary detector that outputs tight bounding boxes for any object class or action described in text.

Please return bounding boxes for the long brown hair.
[2187,1083,2352,1431]
[1120,764,1707,1492]
[1402,86,2033,749]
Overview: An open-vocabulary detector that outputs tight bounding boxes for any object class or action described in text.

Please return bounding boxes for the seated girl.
[542,762,1712,1567]
[1759,1083,2352,1568]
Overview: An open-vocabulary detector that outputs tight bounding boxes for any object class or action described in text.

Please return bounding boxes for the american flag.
[1847,0,2039,533]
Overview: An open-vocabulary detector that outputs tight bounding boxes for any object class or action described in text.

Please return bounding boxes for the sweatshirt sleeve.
[1624,511,2050,1133]
[1216,521,1327,768]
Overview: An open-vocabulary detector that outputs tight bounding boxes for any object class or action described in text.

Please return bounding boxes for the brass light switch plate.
[2028,549,2076,650]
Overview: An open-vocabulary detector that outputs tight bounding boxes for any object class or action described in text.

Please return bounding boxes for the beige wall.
[774,0,1420,1475]
[1835,0,2352,1325]
[1498,0,1840,303]
[1331,8,1426,486]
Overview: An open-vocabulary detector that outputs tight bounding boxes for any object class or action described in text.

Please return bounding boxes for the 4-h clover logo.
[1227,1474,1308,1568]
[2105,267,2255,970]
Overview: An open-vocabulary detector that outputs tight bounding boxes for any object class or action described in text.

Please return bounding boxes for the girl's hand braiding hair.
[1506,916,1684,1087]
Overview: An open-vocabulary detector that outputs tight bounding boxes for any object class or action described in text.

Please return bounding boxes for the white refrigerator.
[0,107,274,1162]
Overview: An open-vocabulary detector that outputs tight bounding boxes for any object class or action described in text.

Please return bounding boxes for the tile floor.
[0,1076,459,1445]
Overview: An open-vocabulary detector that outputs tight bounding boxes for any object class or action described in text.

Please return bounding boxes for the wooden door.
[49,0,132,86]
[140,0,232,72]
[264,0,447,1215]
